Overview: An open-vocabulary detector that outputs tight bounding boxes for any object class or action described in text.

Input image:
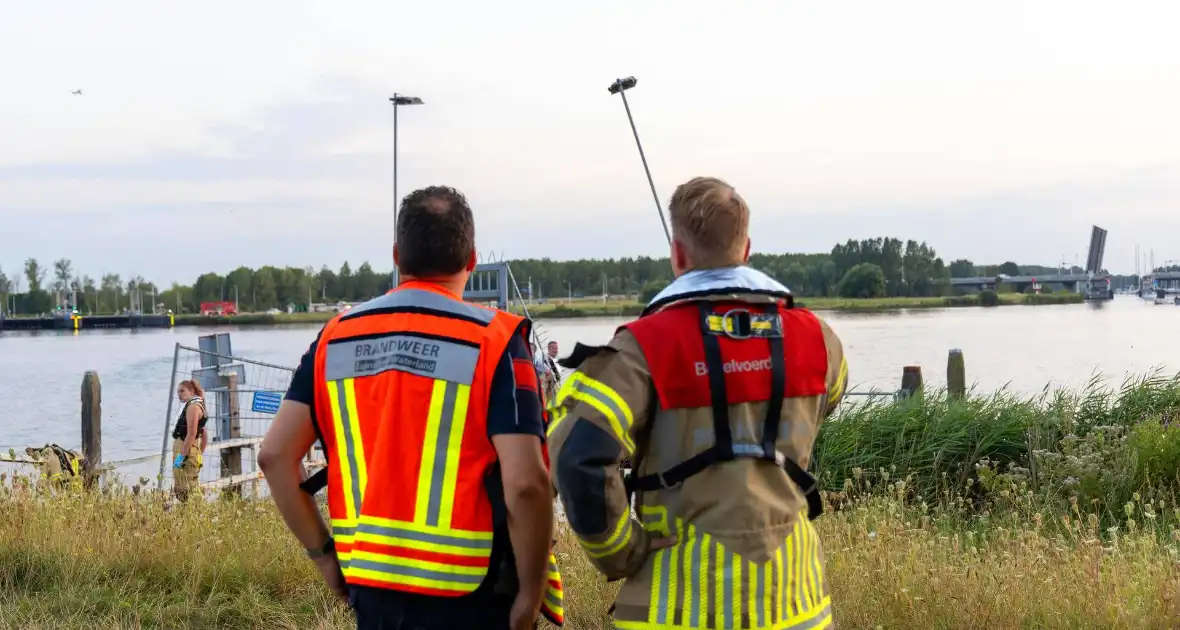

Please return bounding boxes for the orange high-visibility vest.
[311,282,565,622]
[314,281,525,596]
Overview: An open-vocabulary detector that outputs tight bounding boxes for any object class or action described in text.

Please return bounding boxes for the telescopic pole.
[608,76,671,246]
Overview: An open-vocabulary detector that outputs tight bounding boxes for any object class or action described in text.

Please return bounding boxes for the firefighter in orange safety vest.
[548,176,849,630]
[259,185,564,630]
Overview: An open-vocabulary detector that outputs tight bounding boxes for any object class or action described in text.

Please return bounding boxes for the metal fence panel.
[157,343,303,495]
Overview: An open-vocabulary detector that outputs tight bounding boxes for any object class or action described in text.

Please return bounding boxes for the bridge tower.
[462,262,510,310]
[1082,225,1113,301]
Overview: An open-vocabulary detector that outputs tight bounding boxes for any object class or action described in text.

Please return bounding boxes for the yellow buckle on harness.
[704,310,782,339]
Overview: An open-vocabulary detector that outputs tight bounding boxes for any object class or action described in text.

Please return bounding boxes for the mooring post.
[899,366,924,399]
[219,371,243,496]
[947,348,966,400]
[80,371,102,488]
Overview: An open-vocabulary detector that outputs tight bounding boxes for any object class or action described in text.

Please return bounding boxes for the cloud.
[0,76,397,185]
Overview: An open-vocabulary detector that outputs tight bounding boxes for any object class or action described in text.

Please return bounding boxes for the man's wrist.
[517,585,544,606]
[306,536,335,559]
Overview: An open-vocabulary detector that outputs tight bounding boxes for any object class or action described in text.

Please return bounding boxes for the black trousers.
[350,585,527,630]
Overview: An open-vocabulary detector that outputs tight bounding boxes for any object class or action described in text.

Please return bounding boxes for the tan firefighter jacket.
[548,267,847,630]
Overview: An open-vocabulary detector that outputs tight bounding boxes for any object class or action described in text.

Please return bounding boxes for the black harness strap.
[300,467,328,495]
[762,303,785,462]
[699,301,735,462]
[784,455,823,521]
[626,300,824,521]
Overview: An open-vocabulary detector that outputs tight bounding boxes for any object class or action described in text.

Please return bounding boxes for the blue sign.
[252,391,283,414]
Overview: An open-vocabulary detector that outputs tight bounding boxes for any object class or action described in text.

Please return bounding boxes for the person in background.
[534,340,561,405]
[171,379,208,502]
[25,444,83,487]
[258,185,559,630]
[547,176,848,629]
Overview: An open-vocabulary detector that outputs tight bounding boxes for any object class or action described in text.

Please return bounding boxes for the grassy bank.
[172,292,1083,327]
[800,291,1082,310]
[4,373,1179,628]
[2,484,1176,629]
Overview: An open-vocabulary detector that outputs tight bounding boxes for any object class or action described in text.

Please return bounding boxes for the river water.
[1,296,1176,480]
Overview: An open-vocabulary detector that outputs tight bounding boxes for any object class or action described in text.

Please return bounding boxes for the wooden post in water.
[219,371,243,497]
[947,348,966,400]
[899,366,924,399]
[80,371,102,488]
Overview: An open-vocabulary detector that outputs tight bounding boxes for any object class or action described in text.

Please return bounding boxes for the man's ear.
[393,243,401,267]
[671,239,690,276]
[466,247,477,272]
[742,238,751,263]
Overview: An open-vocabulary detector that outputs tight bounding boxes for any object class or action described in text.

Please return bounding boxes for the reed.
[816,371,1180,533]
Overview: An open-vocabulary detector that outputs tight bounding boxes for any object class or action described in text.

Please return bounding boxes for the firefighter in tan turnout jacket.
[548,177,848,630]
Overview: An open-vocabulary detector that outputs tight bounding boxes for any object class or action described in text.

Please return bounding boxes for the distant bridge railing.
[842,389,903,402]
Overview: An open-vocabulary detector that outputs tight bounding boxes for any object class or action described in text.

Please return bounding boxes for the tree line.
[0,239,1153,315]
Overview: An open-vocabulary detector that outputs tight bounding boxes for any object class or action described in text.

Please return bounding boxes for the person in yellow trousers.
[171,379,208,502]
[548,176,848,629]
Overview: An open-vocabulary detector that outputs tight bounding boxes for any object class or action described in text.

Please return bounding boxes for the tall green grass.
[817,371,1180,532]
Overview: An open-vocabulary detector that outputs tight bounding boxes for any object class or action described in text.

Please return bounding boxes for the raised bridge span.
[949,273,1106,293]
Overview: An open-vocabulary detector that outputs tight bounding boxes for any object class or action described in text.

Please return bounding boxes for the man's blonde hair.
[668,176,750,268]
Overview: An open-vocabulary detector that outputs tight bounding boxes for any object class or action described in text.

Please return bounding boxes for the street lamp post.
[390,93,425,287]
[607,76,671,246]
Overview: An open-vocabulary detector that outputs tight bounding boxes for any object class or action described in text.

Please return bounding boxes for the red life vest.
[620,297,830,519]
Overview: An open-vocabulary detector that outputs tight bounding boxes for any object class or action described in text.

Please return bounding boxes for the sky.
[1,0,1179,287]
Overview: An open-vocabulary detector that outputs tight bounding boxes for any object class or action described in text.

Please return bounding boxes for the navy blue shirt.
[285,327,545,440]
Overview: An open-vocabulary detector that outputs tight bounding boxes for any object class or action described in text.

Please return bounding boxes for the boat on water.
[1138,271,1180,305]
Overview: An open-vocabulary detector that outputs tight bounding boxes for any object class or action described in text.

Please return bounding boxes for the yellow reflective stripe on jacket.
[327,378,368,569]
[545,405,569,438]
[640,505,670,537]
[580,507,633,559]
[827,357,847,405]
[414,379,472,529]
[617,518,831,630]
[553,372,635,452]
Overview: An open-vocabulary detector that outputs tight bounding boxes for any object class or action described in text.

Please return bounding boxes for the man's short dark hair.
[396,186,475,277]
[547,341,558,347]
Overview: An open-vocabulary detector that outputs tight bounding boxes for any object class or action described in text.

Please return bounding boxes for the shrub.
[836,263,886,298]
[978,290,999,306]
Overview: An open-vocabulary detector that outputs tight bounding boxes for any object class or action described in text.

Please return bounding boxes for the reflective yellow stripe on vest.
[414,379,471,529]
[615,518,832,630]
[541,552,566,626]
[327,372,492,593]
[327,378,368,571]
[346,516,493,591]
